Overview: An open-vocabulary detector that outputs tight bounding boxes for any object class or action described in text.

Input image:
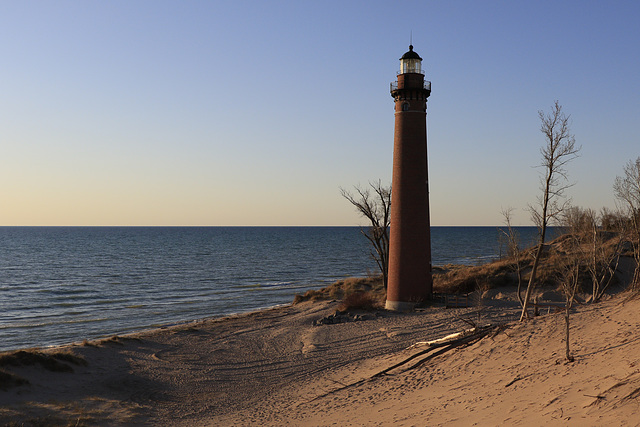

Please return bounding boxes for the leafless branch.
[520,101,581,321]
[341,181,391,288]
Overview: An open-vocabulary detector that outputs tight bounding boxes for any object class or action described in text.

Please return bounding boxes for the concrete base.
[385,300,416,312]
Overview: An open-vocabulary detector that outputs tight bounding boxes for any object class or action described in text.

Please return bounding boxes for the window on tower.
[400,58,421,74]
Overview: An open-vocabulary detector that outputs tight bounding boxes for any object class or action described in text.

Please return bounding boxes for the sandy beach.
[1,287,640,426]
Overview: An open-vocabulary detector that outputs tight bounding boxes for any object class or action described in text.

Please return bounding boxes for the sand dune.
[1,289,639,425]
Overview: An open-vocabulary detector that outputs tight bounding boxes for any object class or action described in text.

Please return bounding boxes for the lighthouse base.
[384,299,417,312]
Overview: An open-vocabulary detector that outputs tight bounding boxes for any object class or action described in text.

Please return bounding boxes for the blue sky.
[1,1,638,226]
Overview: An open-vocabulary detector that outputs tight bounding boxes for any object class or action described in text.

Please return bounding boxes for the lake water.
[0,226,541,351]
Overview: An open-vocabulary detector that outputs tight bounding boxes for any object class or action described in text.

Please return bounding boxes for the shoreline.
[2,288,640,425]
[0,289,327,353]
[0,302,297,355]
[1,227,543,353]
[1,290,520,424]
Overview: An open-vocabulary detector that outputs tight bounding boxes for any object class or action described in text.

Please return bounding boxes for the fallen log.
[304,324,498,404]
[407,324,493,349]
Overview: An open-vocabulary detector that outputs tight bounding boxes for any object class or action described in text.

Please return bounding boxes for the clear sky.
[1,1,638,226]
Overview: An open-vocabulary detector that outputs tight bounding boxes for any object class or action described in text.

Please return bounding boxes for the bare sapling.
[560,235,582,362]
[341,181,391,289]
[558,207,591,362]
[562,206,621,302]
[588,208,625,302]
[520,101,581,322]
[500,207,524,305]
[613,157,640,289]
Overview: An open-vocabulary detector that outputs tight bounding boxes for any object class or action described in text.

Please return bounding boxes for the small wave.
[61,317,109,325]
[61,309,90,316]
[0,316,110,330]
[0,322,51,329]
[54,302,76,308]
[35,287,90,295]
[245,282,294,290]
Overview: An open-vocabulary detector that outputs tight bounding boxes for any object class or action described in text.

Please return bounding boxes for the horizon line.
[0,224,537,228]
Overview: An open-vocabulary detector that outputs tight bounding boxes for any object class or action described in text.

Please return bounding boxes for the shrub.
[338,291,379,311]
[0,350,87,372]
[0,369,29,390]
[292,276,384,304]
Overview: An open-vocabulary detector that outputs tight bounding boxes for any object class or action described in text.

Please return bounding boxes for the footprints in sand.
[378,327,413,339]
[300,329,319,354]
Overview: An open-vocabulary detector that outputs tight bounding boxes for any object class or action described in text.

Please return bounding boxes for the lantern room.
[399,45,423,75]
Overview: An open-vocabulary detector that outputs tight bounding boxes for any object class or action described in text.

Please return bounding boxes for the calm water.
[0,226,540,351]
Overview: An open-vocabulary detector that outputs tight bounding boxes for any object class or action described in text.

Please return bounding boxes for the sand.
[2,289,640,426]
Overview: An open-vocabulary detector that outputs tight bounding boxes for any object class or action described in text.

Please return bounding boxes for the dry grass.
[435,232,628,296]
[0,400,99,427]
[0,350,87,373]
[1,414,90,427]
[82,335,141,347]
[293,276,385,305]
[337,291,383,311]
[0,369,29,391]
[433,259,518,294]
[0,397,141,427]
[0,350,87,392]
[294,232,632,309]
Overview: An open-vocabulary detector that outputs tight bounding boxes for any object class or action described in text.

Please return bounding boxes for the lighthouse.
[385,45,433,311]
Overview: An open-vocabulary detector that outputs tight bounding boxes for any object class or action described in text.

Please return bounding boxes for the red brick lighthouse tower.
[385,45,433,311]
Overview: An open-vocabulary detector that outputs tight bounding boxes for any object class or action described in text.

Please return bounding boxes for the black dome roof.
[400,45,422,61]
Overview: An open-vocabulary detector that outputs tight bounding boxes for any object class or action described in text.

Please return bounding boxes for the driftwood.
[373,325,495,377]
[304,324,498,404]
[407,325,492,349]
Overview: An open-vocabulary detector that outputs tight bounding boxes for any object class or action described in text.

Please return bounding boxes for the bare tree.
[587,209,624,302]
[562,207,613,302]
[520,101,581,321]
[558,232,582,363]
[558,206,623,361]
[614,157,640,288]
[500,207,525,305]
[341,181,391,289]
[600,206,627,231]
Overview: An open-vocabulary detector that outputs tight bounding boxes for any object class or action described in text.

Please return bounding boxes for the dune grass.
[0,350,87,373]
[0,350,87,392]
[293,276,386,311]
[295,232,631,310]
[0,369,30,391]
